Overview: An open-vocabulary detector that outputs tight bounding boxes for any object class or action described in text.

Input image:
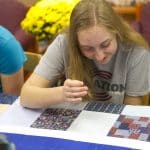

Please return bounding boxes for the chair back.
[24,52,42,72]
[140,2,150,45]
[0,0,36,50]
[0,0,28,34]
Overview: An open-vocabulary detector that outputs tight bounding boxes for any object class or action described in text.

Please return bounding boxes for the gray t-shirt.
[35,34,150,104]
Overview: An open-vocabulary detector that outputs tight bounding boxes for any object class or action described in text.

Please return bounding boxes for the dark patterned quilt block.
[31,108,81,131]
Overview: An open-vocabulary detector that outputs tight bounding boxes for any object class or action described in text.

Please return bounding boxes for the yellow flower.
[21,0,79,41]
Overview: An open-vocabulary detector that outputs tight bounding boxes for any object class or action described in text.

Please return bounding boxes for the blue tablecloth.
[0,132,136,150]
[0,93,17,104]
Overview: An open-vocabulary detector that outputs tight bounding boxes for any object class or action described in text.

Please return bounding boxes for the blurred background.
[1,0,150,54]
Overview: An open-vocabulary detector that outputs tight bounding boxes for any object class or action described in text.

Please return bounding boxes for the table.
[0,98,150,150]
[0,104,10,114]
[0,93,17,114]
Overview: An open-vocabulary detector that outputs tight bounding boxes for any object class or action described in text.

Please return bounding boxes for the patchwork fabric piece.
[0,93,17,104]
[31,108,81,130]
[84,101,125,114]
[107,115,150,142]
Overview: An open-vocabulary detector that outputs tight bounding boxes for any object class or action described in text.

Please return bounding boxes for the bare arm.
[123,95,146,105]
[20,73,64,108]
[1,67,24,96]
[20,73,88,109]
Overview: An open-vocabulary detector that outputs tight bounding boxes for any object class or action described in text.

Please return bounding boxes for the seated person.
[20,0,150,109]
[0,26,26,97]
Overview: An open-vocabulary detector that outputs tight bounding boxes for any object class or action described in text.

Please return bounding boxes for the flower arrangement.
[21,0,79,41]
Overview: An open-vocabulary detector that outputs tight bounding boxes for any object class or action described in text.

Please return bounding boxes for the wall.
[17,0,38,7]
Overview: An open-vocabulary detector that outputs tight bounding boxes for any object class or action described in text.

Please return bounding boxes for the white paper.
[0,99,43,127]
[68,111,118,137]
[122,105,150,117]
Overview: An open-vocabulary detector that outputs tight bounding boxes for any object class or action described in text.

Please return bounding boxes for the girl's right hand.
[63,79,88,102]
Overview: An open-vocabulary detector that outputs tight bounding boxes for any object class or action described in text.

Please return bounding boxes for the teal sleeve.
[0,37,27,74]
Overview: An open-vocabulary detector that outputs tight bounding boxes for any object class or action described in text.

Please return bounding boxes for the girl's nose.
[94,49,106,62]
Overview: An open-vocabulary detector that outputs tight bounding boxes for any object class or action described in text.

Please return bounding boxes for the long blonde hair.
[67,0,149,99]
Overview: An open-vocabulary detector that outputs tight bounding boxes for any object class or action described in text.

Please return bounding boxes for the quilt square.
[31,108,81,130]
[107,115,150,142]
[84,101,125,114]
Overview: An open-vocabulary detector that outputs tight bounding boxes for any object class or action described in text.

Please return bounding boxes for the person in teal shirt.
[0,26,26,97]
